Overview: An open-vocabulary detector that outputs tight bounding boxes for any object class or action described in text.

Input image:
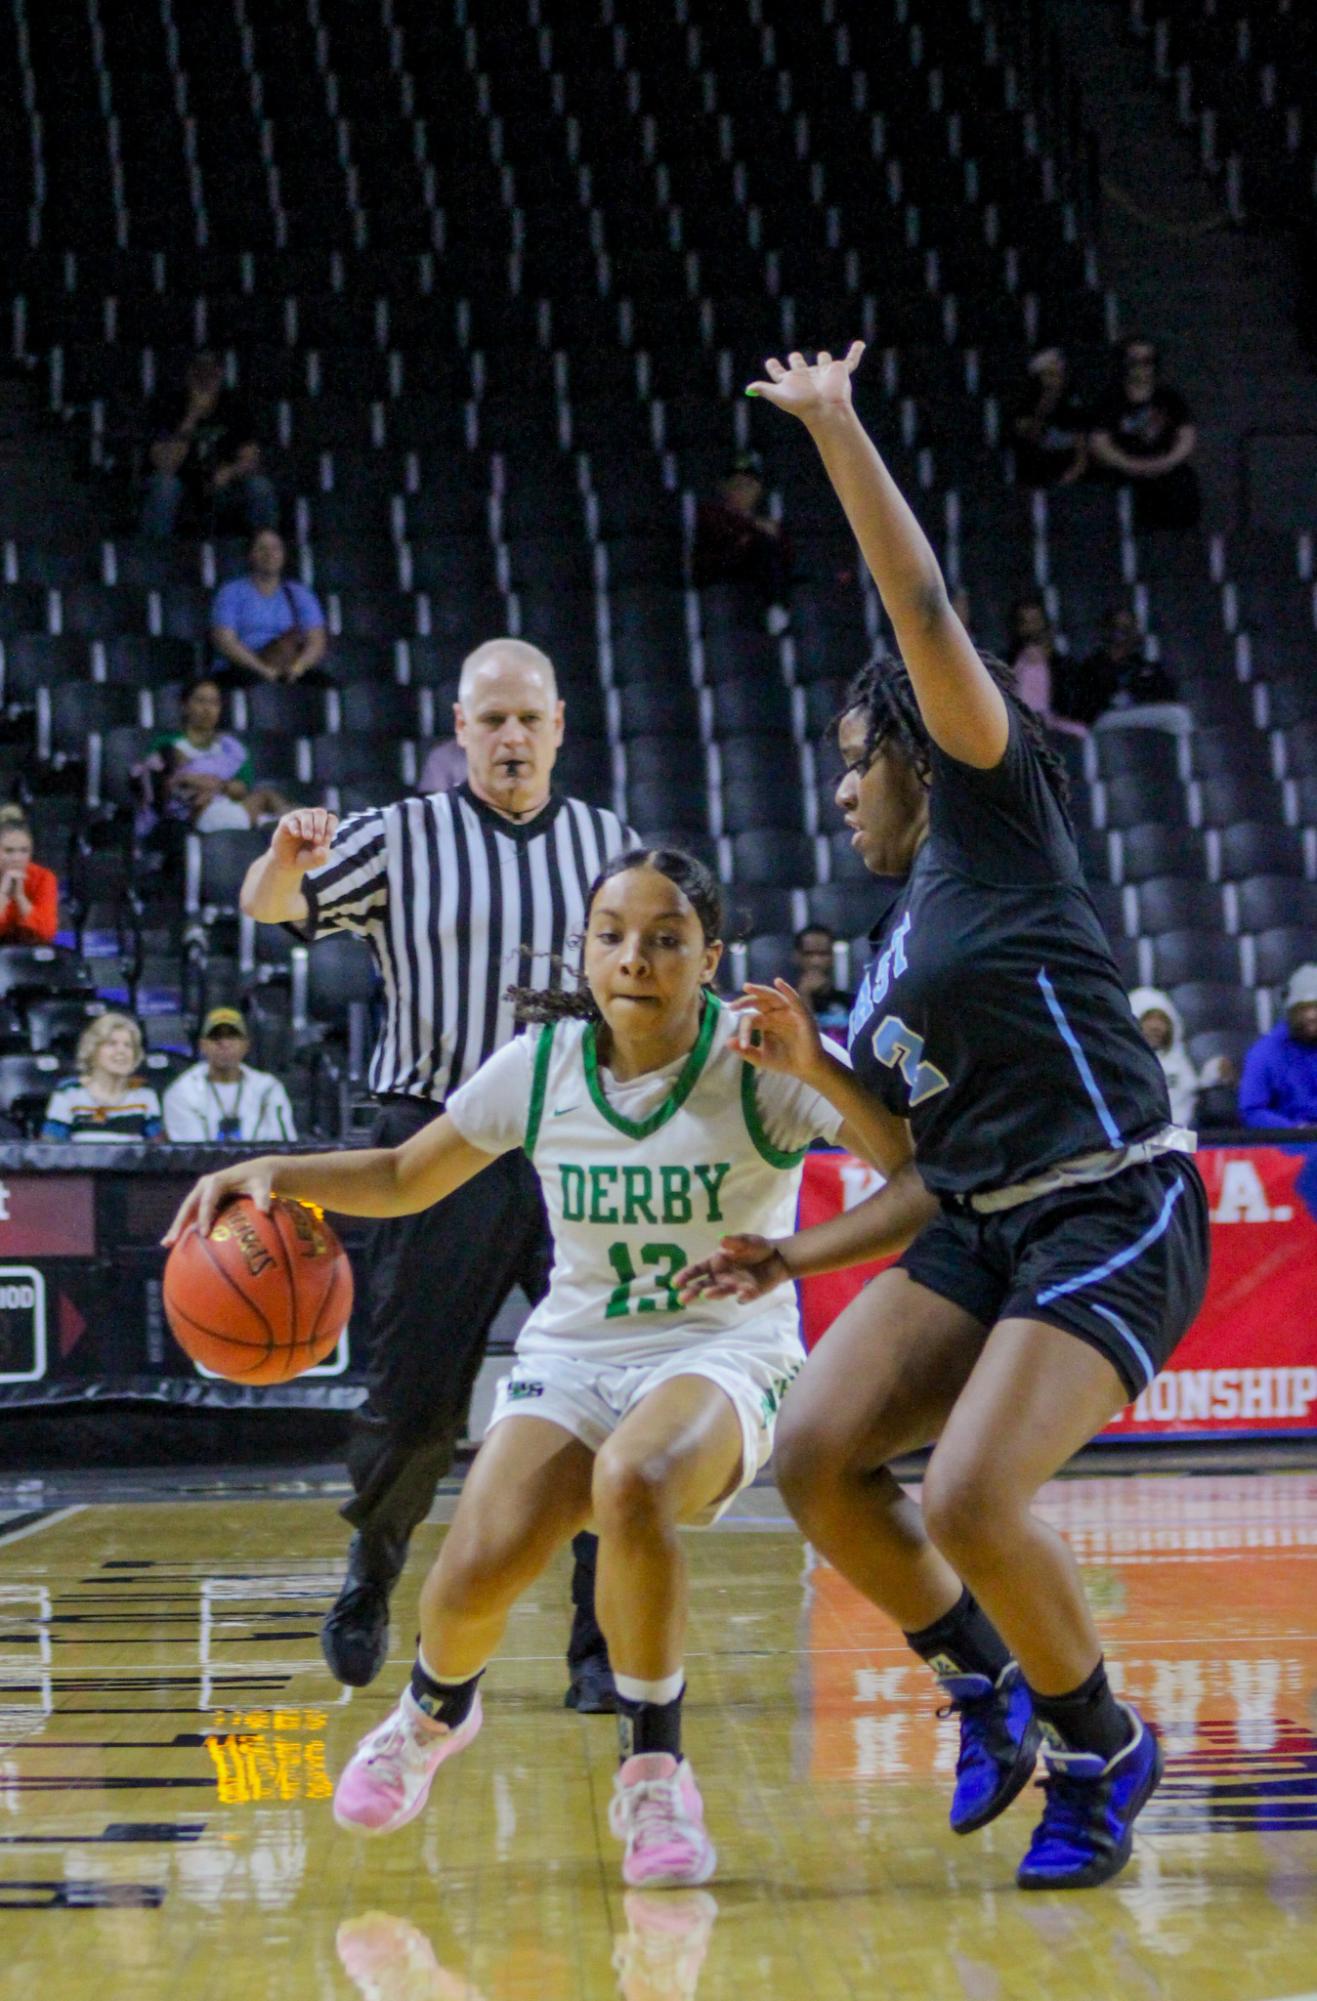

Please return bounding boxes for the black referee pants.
[340,1097,605,1669]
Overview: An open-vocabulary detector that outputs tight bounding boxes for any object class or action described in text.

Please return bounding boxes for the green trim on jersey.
[581,990,720,1141]
[524,1024,556,1157]
[740,1059,809,1170]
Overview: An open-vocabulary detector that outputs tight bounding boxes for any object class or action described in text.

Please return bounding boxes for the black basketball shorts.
[898,1152,1210,1402]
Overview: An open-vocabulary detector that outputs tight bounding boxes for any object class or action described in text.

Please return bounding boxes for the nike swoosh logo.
[551,1105,578,1117]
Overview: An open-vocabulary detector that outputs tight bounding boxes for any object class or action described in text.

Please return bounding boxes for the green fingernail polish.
[744,387,758,397]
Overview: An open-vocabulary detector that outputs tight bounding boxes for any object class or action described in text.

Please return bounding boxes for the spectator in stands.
[41,1012,162,1142]
[1130,987,1202,1126]
[1006,596,1060,669]
[794,924,853,1041]
[162,1005,296,1142]
[1012,347,1089,488]
[1089,339,1201,531]
[1006,596,1086,740]
[418,738,468,793]
[1240,965,1317,1129]
[692,449,793,631]
[211,531,330,688]
[1057,607,1177,727]
[141,352,277,540]
[137,676,290,837]
[0,806,59,944]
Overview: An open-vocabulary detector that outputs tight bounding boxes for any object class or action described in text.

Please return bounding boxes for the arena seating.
[0,0,1312,1133]
[1111,0,1314,228]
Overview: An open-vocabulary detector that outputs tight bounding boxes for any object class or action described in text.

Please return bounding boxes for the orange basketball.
[163,1195,353,1384]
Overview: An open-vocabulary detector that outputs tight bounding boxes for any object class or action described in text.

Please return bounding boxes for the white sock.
[417,1645,486,1688]
[614,1668,685,1708]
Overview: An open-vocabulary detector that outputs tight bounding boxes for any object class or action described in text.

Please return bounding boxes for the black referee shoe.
[321,1543,395,1688]
[564,1656,618,1714]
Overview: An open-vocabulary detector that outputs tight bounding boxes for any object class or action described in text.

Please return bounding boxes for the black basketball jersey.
[848,707,1171,1195]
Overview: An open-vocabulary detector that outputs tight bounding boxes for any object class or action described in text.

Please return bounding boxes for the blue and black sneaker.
[938,1661,1043,1836]
[1017,1704,1164,1890]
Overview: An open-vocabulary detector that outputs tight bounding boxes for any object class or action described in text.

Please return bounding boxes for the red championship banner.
[798,1145,1317,1439]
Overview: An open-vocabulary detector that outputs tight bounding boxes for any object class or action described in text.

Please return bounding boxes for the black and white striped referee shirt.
[302,784,634,1103]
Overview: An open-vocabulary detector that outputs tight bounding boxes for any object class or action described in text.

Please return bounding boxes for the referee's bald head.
[458,637,558,708]
[455,637,565,820]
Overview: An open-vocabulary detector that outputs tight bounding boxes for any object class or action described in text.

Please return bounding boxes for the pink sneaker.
[333,1690,482,1837]
[608,1753,717,1888]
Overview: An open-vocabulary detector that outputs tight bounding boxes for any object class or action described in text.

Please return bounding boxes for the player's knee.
[592,1444,679,1539]
[921,1455,1015,1570]
[772,1407,833,1517]
[774,1403,879,1518]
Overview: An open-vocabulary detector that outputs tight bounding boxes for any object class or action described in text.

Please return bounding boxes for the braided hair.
[506,846,724,1026]
[839,645,1072,815]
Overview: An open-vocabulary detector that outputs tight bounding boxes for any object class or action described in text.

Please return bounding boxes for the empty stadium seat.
[744,933,797,987]
[24,995,106,1057]
[805,883,871,936]
[1231,876,1317,935]
[731,830,817,888]
[1169,981,1261,1042]
[1129,876,1224,936]
[1250,927,1317,990]
[1216,822,1311,882]
[0,946,94,1004]
[185,829,268,918]
[0,1052,63,1133]
[1144,930,1243,991]
[244,682,336,735]
[725,885,800,938]
[1119,824,1211,884]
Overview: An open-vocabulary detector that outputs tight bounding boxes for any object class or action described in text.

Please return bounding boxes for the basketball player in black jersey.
[680,345,1209,1890]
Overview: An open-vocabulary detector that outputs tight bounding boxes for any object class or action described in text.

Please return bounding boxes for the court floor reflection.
[336,1892,719,2001]
[0,1473,1313,1999]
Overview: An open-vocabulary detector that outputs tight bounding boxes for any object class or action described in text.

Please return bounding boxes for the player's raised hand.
[675,1234,792,1304]
[162,1160,275,1246]
[269,807,338,874]
[746,342,865,424]
[731,979,828,1083]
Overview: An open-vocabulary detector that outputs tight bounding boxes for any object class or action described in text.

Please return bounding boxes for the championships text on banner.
[797,1145,1317,1439]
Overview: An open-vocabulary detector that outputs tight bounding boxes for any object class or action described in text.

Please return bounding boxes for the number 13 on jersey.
[605,1241,687,1319]
[871,1014,950,1108]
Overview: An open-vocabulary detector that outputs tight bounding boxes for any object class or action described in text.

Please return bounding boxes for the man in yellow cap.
[161,1006,296,1142]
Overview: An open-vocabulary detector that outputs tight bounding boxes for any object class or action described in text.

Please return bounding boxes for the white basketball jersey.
[446,996,844,1361]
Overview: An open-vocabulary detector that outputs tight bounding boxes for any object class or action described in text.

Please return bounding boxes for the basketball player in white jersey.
[166,847,926,1887]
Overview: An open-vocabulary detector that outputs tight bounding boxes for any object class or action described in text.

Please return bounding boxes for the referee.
[239,638,631,1705]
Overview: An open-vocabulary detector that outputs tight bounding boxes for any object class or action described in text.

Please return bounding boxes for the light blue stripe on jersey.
[1036,967,1122,1147]
[1087,1301,1158,1391]
[1035,1175,1185,1330]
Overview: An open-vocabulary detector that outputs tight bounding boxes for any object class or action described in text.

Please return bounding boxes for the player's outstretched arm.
[733,978,912,1175]
[748,345,1008,769]
[162,1115,498,1243]
[239,808,339,925]
[676,1162,938,1301]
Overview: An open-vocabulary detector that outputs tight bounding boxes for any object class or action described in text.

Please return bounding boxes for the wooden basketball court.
[2,1470,1315,1999]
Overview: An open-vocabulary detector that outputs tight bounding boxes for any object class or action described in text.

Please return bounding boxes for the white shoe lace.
[610,1773,695,1855]
[361,1710,431,1789]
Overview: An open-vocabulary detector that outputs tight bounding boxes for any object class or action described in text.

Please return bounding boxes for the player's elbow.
[907,575,952,634]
